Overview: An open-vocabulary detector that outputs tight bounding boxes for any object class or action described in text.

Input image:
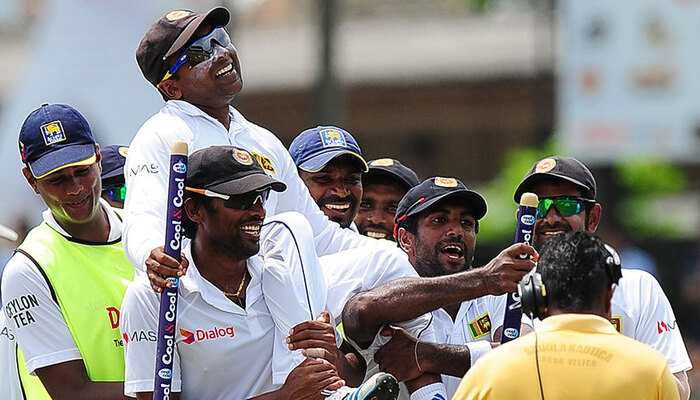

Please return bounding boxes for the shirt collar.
[538,314,619,335]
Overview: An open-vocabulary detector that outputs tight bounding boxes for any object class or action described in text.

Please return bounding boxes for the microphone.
[500,192,538,344]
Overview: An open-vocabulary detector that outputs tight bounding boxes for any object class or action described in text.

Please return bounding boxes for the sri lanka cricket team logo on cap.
[535,158,556,173]
[118,147,129,157]
[434,177,458,187]
[370,158,394,167]
[40,120,66,146]
[319,129,347,148]
[232,148,253,165]
[166,10,191,21]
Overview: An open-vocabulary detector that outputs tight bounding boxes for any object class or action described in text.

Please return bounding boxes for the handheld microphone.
[500,192,538,344]
[153,141,188,400]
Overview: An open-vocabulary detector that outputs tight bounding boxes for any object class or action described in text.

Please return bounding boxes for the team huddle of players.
[0,6,692,400]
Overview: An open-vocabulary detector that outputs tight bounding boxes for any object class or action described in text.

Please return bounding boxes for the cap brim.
[298,150,369,173]
[514,173,592,203]
[409,190,487,220]
[165,7,231,58]
[29,144,96,179]
[208,173,286,196]
[365,168,415,190]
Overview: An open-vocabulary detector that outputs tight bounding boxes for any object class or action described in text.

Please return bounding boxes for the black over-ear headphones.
[518,242,622,320]
[518,270,547,320]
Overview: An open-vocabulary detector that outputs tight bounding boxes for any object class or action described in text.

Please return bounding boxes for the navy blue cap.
[365,158,420,190]
[100,145,129,181]
[514,156,596,203]
[289,126,368,173]
[395,177,487,227]
[19,103,96,179]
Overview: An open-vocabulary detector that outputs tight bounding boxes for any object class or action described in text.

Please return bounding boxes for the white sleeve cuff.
[466,340,492,367]
[409,382,448,400]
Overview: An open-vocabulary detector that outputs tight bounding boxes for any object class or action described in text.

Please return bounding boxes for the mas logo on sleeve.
[468,312,492,339]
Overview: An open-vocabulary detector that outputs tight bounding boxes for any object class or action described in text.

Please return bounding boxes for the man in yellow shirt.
[453,231,679,400]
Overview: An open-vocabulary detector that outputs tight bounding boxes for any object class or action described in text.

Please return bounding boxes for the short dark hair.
[182,192,215,239]
[537,230,615,313]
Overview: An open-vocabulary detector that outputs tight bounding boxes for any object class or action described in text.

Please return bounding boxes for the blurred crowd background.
[0,0,698,396]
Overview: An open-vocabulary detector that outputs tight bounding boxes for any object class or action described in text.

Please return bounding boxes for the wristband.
[466,340,492,367]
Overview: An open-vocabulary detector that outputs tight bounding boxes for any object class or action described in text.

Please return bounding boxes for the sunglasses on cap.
[159,26,231,85]
[103,184,126,203]
[186,187,270,210]
[537,196,594,219]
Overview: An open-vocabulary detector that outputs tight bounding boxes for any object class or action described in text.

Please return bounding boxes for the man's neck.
[194,102,232,130]
[191,237,248,291]
[54,204,111,243]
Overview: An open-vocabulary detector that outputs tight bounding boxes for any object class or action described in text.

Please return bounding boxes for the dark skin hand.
[35,359,129,400]
[144,246,188,292]
[287,311,366,386]
[373,326,423,382]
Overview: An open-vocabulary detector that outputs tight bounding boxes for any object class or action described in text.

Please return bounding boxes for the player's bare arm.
[342,242,536,345]
[36,360,129,400]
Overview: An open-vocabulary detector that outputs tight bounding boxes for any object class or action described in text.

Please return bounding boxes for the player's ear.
[184,197,205,224]
[158,80,183,100]
[586,203,602,233]
[22,167,40,194]
[397,227,414,256]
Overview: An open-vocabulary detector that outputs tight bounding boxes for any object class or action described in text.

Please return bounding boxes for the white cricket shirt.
[431,294,506,398]
[0,308,22,400]
[123,100,381,270]
[122,245,278,399]
[610,269,692,374]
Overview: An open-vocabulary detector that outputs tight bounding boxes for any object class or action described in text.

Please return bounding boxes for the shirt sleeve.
[1,253,81,374]
[625,271,692,374]
[121,274,182,397]
[258,212,328,385]
[658,363,681,400]
[123,119,191,271]
[0,309,23,400]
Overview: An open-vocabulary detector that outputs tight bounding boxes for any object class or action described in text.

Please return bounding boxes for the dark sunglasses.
[103,184,126,203]
[159,26,231,84]
[186,187,270,211]
[537,196,593,219]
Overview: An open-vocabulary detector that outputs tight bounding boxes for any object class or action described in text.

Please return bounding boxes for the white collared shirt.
[122,244,278,399]
[431,295,506,398]
[123,100,381,271]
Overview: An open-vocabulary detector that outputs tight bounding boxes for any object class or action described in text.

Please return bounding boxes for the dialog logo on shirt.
[468,312,491,339]
[180,326,235,344]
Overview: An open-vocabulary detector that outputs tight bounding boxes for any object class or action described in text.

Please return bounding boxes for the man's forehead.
[529,178,584,197]
[421,198,476,217]
[318,155,363,174]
